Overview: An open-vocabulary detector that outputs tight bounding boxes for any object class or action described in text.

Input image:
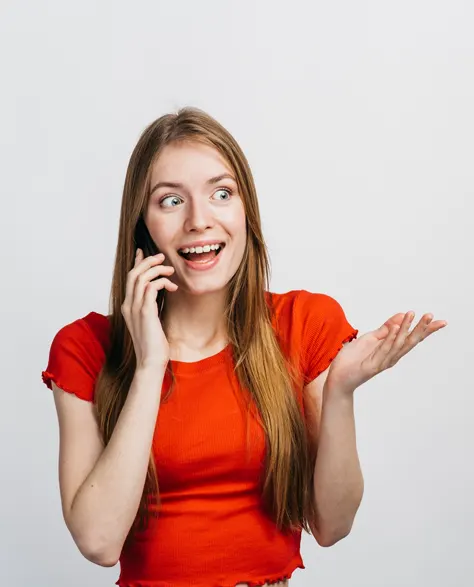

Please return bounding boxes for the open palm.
[326,311,448,394]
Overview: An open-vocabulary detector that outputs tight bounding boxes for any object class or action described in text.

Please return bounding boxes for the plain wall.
[1,1,473,585]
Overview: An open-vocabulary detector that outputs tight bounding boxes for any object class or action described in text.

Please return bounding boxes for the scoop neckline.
[169,342,233,375]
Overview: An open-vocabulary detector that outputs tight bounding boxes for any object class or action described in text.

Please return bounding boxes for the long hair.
[94,107,317,539]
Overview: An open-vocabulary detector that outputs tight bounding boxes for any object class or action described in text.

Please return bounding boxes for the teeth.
[179,243,222,254]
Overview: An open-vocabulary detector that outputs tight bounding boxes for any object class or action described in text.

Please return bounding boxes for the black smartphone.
[134,216,159,258]
[133,216,165,316]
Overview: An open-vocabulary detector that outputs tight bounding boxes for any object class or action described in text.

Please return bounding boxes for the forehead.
[150,141,234,183]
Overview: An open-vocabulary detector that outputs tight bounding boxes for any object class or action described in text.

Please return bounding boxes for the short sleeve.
[41,318,105,402]
[297,290,359,385]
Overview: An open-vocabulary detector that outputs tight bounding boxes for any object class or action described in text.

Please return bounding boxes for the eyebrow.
[149,173,236,196]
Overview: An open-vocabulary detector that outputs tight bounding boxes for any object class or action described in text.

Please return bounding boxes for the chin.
[181,281,229,297]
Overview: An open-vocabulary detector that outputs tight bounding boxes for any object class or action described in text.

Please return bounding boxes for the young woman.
[42,107,447,587]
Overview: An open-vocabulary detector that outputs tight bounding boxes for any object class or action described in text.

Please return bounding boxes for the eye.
[212,188,232,201]
[160,195,183,208]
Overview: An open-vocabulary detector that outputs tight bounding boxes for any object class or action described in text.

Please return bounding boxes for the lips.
[177,243,225,272]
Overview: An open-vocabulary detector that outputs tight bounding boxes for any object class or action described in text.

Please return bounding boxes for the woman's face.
[144,140,247,296]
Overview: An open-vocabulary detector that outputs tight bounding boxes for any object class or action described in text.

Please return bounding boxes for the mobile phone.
[134,216,159,258]
[133,216,165,316]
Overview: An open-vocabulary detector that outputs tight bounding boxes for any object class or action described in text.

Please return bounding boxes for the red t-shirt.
[42,290,358,587]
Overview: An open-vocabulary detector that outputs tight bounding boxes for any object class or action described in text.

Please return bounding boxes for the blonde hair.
[94,107,317,539]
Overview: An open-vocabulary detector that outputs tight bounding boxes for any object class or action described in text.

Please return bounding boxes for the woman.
[42,107,447,587]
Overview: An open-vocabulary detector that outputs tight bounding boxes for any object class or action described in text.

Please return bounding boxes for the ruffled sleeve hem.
[304,327,358,385]
[41,370,94,403]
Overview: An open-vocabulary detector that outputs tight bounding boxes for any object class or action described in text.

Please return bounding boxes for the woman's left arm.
[304,310,447,546]
[304,368,364,547]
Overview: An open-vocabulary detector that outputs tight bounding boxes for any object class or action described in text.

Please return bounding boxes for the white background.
[1,1,473,585]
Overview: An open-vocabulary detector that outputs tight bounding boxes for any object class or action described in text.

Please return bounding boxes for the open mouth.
[177,243,225,263]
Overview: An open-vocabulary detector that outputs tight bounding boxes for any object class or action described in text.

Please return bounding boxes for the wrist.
[324,379,355,401]
[135,361,168,378]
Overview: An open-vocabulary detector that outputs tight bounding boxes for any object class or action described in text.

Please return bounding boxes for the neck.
[162,288,228,350]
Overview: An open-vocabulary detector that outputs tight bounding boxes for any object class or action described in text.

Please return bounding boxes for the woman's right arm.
[53,249,178,566]
[53,364,164,567]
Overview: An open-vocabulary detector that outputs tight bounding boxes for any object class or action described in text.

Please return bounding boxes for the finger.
[406,313,431,342]
[137,265,176,308]
[137,252,165,270]
[416,314,444,340]
[146,264,175,281]
[396,316,446,361]
[396,313,434,358]
[132,264,173,314]
[387,311,415,357]
[143,278,178,309]
[426,319,448,333]
[151,277,178,292]
[125,253,165,310]
[134,248,142,267]
[370,324,400,370]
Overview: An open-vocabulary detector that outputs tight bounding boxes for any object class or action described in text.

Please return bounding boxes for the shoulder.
[81,311,112,350]
[266,289,358,384]
[42,311,111,401]
[50,311,110,354]
[266,289,345,326]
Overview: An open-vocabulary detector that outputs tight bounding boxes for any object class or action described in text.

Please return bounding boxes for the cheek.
[146,216,175,249]
[229,215,247,260]
[236,211,247,246]
[224,203,246,236]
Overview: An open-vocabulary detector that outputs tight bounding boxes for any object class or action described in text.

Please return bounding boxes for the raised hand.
[121,248,178,371]
[326,311,448,395]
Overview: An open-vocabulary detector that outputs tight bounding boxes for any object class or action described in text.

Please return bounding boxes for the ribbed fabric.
[41,290,358,586]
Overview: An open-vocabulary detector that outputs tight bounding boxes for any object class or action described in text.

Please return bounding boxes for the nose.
[183,198,215,233]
